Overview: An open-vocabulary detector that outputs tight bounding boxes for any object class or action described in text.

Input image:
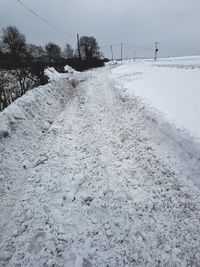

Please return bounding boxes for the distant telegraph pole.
[110,45,114,61]
[134,50,136,62]
[154,42,159,60]
[77,33,81,60]
[121,43,123,61]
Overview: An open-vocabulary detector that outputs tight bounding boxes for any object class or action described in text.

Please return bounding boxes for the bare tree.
[26,44,46,62]
[0,41,5,53]
[63,43,74,59]
[79,36,101,60]
[12,68,38,96]
[1,26,26,61]
[45,42,61,64]
[0,73,9,111]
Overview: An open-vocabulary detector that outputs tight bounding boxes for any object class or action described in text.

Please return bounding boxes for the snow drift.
[0,66,78,139]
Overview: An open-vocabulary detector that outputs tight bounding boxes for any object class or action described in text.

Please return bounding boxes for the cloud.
[0,0,199,57]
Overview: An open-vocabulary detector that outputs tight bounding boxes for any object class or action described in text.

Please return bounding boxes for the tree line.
[0,25,105,110]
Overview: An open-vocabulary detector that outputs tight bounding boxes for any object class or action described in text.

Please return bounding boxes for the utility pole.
[77,33,81,60]
[154,42,159,61]
[134,50,136,62]
[121,43,123,61]
[110,45,114,61]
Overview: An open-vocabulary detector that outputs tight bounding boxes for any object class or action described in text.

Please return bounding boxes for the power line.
[100,45,110,49]
[14,0,200,51]
[158,38,200,44]
[16,0,74,38]
[124,43,154,51]
[101,39,200,51]
[100,43,121,49]
[100,42,155,60]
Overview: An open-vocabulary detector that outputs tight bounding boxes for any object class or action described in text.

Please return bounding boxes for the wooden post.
[77,33,81,60]
[154,42,159,61]
[110,45,114,61]
[134,50,136,62]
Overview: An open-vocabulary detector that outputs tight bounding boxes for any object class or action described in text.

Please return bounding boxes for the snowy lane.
[0,68,200,266]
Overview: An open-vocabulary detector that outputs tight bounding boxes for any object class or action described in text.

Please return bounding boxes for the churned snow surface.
[0,62,200,266]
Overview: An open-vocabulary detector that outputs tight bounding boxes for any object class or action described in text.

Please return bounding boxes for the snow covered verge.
[0,67,78,138]
[0,66,81,195]
[109,57,200,187]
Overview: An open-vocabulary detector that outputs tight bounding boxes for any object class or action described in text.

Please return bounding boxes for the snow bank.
[110,57,200,186]
[146,105,200,163]
[44,67,63,82]
[106,60,118,65]
[0,67,77,139]
[64,65,77,74]
[44,65,78,82]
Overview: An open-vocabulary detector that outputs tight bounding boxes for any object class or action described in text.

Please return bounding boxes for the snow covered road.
[0,66,200,266]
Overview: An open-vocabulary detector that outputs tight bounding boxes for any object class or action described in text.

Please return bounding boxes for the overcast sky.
[0,0,200,58]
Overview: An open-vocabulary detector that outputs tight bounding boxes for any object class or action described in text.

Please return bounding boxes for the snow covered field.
[0,61,200,266]
[110,56,200,143]
[110,56,200,142]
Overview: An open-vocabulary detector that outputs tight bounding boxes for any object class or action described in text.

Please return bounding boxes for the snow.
[44,67,64,82]
[44,65,78,83]
[110,56,200,142]
[110,57,200,187]
[64,65,78,74]
[0,118,9,138]
[0,63,200,266]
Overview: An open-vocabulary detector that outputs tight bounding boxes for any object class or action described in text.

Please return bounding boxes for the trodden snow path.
[0,67,200,266]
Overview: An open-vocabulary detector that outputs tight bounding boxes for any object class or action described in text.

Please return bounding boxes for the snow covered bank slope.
[110,57,200,186]
[0,67,77,138]
[0,66,81,187]
[0,68,80,253]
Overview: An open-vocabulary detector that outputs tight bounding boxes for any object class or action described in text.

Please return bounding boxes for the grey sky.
[0,0,200,58]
